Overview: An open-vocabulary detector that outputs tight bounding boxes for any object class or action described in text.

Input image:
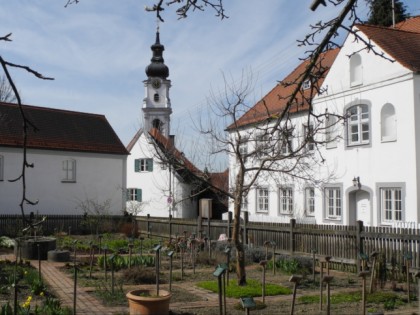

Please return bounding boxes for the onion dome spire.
[145,27,169,79]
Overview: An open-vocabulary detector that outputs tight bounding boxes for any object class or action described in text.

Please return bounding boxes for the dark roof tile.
[0,102,128,155]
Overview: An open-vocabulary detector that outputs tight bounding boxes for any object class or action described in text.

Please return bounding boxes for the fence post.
[207,218,211,240]
[147,214,151,238]
[243,211,249,245]
[169,215,172,238]
[227,212,232,239]
[356,220,364,274]
[197,215,202,237]
[290,219,296,255]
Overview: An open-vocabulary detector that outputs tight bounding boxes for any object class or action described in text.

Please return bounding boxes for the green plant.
[95,281,127,306]
[197,279,292,298]
[1,303,12,315]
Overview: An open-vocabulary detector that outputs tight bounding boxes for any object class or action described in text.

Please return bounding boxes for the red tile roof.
[148,128,228,193]
[356,23,420,71]
[228,48,340,130]
[394,15,420,33]
[0,102,128,155]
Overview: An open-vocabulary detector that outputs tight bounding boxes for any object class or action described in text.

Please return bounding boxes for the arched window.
[152,119,163,132]
[346,104,370,146]
[154,93,160,102]
[350,53,362,86]
[381,103,396,142]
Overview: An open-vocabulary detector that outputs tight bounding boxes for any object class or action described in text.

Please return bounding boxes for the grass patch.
[197,278,291,298]
[298,290,406,309]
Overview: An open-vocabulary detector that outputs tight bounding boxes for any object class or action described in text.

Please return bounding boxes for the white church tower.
[142,28,172,137]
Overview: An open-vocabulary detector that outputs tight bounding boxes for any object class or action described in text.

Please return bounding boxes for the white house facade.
[0,103,128,215]
[228,17,420,227]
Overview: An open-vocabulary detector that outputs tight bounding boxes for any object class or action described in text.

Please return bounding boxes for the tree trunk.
[232,168,246,285]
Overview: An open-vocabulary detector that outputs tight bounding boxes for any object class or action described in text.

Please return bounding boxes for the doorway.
[349,189,371,226]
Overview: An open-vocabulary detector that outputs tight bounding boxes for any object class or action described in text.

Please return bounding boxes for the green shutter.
[134,159,140,172]
[146,159,153,172]
[136,189,142,202]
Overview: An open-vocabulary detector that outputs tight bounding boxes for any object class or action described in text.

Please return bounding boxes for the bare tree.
[0,75,17,103]
[0,33,53,229]
[144,0,376,285]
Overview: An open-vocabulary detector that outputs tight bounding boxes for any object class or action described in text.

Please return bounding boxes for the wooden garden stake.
[369,251,379,293]
[259,260,267,303]
[103,245,108,282]
[415,271,420,315]
[225,247,231,285]
[358,271,370,315]
[128,243,134,270]
[312,249,317,283]
[73,240,78,315]
[271,241,276,275]
[323,275,334,315]
[264,241,270,261]
[168,251,174,291]
[405,252,413,302]
[319,256,331,310]
[289,275,302,315]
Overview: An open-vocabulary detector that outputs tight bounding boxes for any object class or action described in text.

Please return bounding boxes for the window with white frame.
[62,159,76,182]
[302,79,311,90]
[238,138,248,158]
[304,124,315,151]
[241,195,248,211]
[280,128,294,155]
[325,115,338,149]
[347,104,370,146]
[127,188,142,202]
[257,188,269,213]
[279,187,293,214]
[305,187,315,215]
[135,158,153,172]
[380,187,402,223]
[325,187,341,219]
[255,133,271,156]
[0,155,3,181]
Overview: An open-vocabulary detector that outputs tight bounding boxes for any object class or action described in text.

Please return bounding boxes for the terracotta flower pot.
[126,289,171,315]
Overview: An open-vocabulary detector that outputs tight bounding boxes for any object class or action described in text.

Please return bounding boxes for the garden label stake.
[168,251,174,291]
[289,274,302,315]
[260,260,267,303]
[358,271,370,315]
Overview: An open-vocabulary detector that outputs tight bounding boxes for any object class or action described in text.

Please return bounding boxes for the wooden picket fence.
[136,214,420,273]
[2,212,420,273]
[0,214,128,237]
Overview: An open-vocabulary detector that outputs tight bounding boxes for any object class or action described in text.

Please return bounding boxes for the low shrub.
[122,266,157,284]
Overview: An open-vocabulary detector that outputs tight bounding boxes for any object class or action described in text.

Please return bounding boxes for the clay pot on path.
[126,289,171,315]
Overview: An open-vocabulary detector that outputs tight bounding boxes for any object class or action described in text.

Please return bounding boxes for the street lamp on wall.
[353,176,361,189]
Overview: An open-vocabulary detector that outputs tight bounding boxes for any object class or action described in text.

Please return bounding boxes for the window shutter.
[146,159,153,172]
[136,189,142,202]
[134,159,140,172]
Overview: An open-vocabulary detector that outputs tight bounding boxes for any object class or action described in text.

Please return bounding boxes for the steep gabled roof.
[356,23,420,72]
[0,102,128,155]
[228,48,340,130]
[394,15,420,33]
[148,128,229,194]
[149,127,202,176]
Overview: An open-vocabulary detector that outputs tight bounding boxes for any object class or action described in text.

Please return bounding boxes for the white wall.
[126,132,197,219]
[0,147,127,215]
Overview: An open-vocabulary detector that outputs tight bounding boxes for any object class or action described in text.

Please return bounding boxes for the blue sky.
[1,1,419,169]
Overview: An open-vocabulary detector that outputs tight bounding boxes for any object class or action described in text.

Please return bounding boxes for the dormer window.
[154,93,160,102]
[302,79,311,90]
